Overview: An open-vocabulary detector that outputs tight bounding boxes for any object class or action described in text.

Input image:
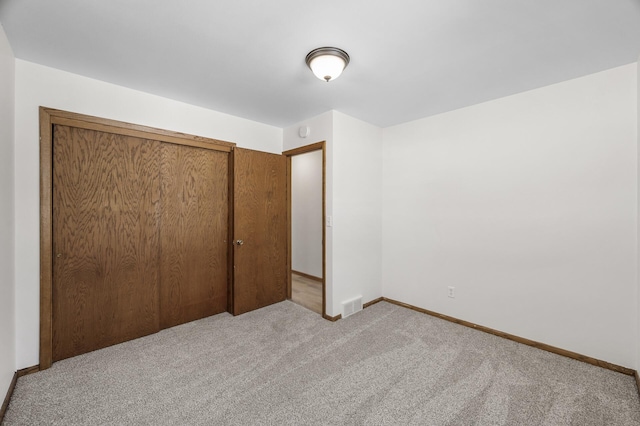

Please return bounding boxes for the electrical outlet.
[326,216,333,227]
[448,286,455,298]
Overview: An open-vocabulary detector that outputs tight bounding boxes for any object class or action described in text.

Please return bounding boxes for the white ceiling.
[1,0,639,128]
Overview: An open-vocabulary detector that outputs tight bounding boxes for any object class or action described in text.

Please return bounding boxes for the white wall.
[10,57,637,371]
[0,23,15,399]
[284,111,335,315]
[284,111,384,317]
[383,64,638,368]
[333,112,383,311]
[14,60,283,369]
[291,150,323,278]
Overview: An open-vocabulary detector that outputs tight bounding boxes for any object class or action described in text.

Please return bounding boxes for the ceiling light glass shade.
[305,47,350,82]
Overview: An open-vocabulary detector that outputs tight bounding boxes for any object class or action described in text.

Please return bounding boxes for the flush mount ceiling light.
[305,47,350,82]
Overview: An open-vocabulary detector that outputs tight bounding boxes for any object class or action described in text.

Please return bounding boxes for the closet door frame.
[39,107,235,370]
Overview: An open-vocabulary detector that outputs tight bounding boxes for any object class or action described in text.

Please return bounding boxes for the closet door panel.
[160,144,228,328]
[52,125,161,361]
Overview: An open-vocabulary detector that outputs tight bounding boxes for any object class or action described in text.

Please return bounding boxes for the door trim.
[283,142,327,319]
[39,107,236,369]
[227,147,236,314]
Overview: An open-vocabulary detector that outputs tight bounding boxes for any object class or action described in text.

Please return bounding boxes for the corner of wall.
[637,55,640,372]
[282,110,336,316]
[382,64,637,367]
[0,20,17,403]
[331,111,384,313]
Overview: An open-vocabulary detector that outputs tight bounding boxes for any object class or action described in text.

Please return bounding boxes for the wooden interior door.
[233,148,288,315]
[52,125,161,361]
[159,144,229,328]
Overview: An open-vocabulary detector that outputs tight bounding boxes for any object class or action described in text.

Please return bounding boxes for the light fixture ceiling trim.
[305,47,350,82]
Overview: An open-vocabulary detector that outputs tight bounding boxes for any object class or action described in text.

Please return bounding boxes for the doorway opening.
[284,142,326,318]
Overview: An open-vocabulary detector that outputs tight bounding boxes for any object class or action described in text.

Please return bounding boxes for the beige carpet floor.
[5,301,640,425]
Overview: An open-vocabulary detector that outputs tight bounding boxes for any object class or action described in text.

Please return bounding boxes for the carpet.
[4,301,640,425]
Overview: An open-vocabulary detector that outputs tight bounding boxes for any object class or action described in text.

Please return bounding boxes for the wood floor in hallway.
[291,272,322,314]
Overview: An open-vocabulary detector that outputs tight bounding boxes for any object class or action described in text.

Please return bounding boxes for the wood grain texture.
[382,298,636,376]
[39,108,54,369]
[363,297,384,309]
[320,144,326,319]
[282,141,325,157]
[0,365,40,424]
[227,148,236,314]
[0,365,39,423]
[291,273,322,314]
[43,107,236,150]
[291,270,322,282]
[16,366,40,377]
[323,313,342,322]
[286,158,292,301]
[41,107,237,369]
[52,125,162,361]
[159,144,228,328]
[0,371,17,424]
[233,148,287,315]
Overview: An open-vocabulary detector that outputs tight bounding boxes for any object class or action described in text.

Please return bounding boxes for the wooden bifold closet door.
[52,124,228,361]
[159,143,228,329]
